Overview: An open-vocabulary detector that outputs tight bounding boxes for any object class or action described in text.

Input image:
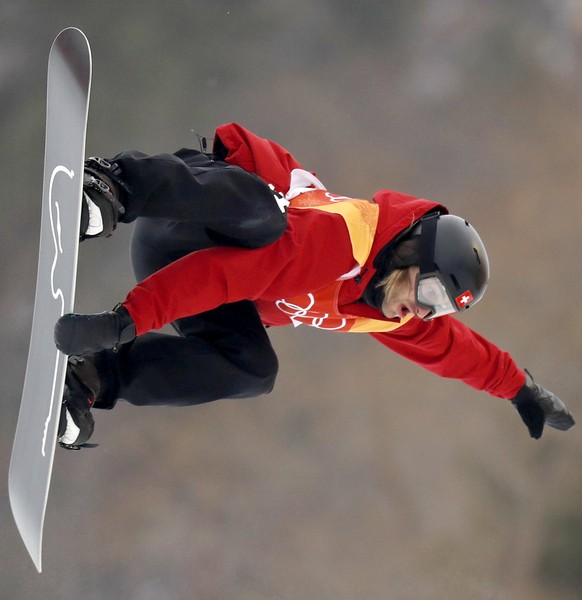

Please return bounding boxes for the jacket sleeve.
[213,122,307,193]
[370,316,526,399]
[122,208,356,335]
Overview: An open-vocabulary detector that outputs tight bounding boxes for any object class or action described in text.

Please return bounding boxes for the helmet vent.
[450,274,461,291]
[473,248,481,265]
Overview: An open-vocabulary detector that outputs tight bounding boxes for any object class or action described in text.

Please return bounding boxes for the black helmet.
[414,213,489,319]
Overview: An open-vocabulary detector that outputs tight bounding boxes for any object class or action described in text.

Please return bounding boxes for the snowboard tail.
[8,27,91,572]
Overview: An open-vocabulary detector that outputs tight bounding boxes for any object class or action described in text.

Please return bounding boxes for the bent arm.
[123,209,355,335]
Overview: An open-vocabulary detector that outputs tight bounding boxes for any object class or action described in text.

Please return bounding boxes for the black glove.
[54,304,136,356]
[511,370,575,439]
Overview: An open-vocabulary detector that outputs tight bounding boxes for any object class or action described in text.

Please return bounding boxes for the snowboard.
[8,27,91,573]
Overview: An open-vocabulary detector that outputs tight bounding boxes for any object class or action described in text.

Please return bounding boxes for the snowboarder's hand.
[54,304,136,355]
[511,371,575,439]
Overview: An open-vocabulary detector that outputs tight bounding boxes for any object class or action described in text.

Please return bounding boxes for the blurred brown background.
[1,1,581,598]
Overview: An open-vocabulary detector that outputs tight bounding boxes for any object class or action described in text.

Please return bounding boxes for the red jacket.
[123,123,525,399]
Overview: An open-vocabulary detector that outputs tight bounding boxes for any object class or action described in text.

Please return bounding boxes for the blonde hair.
[377,268,411,306]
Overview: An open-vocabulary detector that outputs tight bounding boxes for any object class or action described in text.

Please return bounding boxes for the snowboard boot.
[81,157,127,240]
[57,355,102,449]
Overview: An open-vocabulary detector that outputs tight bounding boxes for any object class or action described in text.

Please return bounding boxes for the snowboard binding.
[57,355,101,449]
[81,157,127,240]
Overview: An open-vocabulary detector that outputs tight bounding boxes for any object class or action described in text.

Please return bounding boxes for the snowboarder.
[54,123,574,448]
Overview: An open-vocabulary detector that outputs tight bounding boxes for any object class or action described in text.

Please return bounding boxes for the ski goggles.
[415,273,457,320]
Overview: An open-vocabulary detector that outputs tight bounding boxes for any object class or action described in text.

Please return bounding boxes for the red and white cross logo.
[455,290,474,309]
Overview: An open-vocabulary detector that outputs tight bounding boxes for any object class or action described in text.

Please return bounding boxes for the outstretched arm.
[370,316,574,438]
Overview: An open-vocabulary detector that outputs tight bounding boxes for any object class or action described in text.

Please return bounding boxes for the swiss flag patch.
[455,290,474,309]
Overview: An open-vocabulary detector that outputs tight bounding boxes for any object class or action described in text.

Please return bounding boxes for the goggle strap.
[418,213,439,275]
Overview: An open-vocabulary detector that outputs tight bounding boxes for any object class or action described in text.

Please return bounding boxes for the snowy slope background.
[1,1,581,599]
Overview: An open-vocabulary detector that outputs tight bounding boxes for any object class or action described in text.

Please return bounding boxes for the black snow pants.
[93,149,286,409]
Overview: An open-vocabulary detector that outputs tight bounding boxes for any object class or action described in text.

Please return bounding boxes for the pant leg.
[113,149,287,249]
[95,301,278,408]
